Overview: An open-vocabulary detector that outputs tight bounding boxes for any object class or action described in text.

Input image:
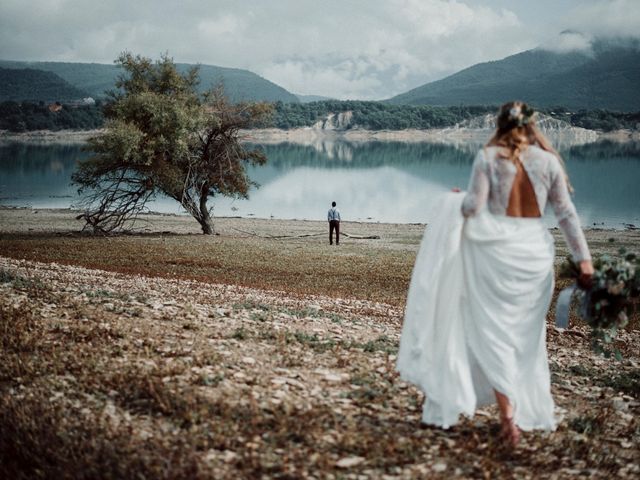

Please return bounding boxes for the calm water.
[1,139,639,228]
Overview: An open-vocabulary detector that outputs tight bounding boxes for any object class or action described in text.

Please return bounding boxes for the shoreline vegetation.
[1,208,639,478]
[1,99,640,144]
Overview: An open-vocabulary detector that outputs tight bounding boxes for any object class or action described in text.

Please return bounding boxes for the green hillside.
[182,63,298,103]
[0,60,299,103]
[297,94,334,103]
[0,67,89,102]
[387,39,640,111]
[0,61,119,100]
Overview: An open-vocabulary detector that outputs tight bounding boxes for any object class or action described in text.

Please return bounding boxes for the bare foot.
[500,415,521,448]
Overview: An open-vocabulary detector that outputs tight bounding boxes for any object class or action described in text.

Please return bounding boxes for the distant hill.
[0,67,89,102]
[183,63,299,103]
[387,38,640,111]
[0,60,299,103]
[297,94,334,103]
[0,61,119,100]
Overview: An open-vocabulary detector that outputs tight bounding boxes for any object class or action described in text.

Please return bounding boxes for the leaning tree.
[73,53,272,234]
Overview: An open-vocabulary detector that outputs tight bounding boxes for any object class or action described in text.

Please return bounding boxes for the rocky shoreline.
[1,126,639,145]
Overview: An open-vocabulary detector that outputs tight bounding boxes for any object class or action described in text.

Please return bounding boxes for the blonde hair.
[487,101,573,191]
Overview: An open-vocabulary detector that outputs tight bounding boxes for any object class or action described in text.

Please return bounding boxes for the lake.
[1,138,639,228]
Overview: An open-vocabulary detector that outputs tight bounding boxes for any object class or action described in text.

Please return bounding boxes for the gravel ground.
[0,207,638,478]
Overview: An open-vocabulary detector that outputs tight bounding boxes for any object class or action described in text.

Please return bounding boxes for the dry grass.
[0,232,415,306]
[0,223,637,308]
[0,214,639,478]
[0,256,638,479]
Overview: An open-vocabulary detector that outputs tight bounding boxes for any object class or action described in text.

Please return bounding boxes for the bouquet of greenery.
[559,248,639,359]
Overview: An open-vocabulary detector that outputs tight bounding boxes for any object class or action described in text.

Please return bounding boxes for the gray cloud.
[538,1,640,55]
[538,31,594,54]
[0,0,637,99]
[565,0,640,39]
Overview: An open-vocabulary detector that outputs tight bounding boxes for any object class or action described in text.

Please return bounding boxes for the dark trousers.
[329,220,340,245]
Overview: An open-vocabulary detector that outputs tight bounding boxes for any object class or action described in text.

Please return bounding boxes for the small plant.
[230,327,248,340]
[0,268,19,283]
[0,268,45,290]
[233,300,270,311]
[560,248,639,358]
[86,289,114,298]
[250,310,269,322]
[600,370,640,397]
[568,415,603,435]
[362,335,398,354]
[291,331,336,353]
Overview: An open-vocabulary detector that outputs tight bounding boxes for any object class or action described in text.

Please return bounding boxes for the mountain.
[184,63,298,103]
[0,67,89,102]
[297,94,334,103]
[387,38,640,111]
[0,60,299,103]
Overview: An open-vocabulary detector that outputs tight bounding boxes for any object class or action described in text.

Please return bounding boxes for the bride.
[397,101,594,447]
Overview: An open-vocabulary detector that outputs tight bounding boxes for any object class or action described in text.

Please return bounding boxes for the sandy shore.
[0,128,104,143]
[0,206,425,247]
[1,206,638,254]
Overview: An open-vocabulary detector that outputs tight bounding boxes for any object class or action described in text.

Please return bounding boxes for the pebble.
[222,450,238,462]
[433,462,447,473]
[336,456,365,468]
[324,373,345,382]
[612,397,629,412]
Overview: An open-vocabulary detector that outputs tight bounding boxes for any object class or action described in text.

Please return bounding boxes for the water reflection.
[0,139,638,227]
[0,142,89,207]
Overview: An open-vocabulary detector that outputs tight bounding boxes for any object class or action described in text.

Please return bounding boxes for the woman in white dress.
[397,101,594,447]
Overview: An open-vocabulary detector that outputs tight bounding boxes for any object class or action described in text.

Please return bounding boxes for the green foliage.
[561,248,640,358]
[267,101,640,132]
[560,109,640,132]
[269,101,494,130]
[3,96,638,133]
[0,67,89,102]
[0,100,103,132]
[72,53,273,234]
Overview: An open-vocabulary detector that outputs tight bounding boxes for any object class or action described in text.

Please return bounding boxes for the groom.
[327,201,341,245]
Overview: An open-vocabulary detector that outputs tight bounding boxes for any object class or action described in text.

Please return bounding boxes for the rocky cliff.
[311,111,354,130]
[452,113,598,143]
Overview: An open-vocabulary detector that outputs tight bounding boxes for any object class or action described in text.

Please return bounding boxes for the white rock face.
[312,111,354,130]
[454,113,597,138]
[450,113,598,146]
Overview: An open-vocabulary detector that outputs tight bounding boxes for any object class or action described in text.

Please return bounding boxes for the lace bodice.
[461,145,591,261]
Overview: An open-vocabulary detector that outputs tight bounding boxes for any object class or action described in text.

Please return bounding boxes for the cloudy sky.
[0,0,637,100]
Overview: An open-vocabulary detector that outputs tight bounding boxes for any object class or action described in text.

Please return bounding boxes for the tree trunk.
[199,190,214,235]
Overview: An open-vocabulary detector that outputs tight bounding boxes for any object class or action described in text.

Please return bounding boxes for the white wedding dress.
[397,145,590,430]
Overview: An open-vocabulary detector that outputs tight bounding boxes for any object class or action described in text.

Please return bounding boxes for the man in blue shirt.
[328,201,341,245]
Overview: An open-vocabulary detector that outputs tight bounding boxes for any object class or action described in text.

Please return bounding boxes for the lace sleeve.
[461,149,489,217]
[548,159,591,261]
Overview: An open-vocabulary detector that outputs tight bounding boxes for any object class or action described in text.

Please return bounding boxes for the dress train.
[397,192,556,430]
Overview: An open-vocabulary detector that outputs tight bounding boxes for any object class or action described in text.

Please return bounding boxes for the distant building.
[48,102,63,113]
[66,97,96,108]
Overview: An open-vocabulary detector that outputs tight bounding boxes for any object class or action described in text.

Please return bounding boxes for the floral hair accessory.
[507,104,535,127]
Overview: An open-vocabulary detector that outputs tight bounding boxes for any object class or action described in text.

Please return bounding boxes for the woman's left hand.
[578,260,594,289]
